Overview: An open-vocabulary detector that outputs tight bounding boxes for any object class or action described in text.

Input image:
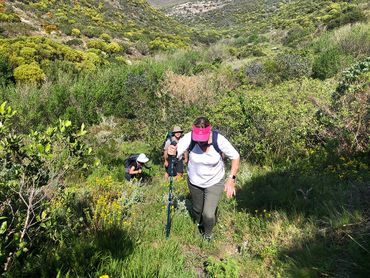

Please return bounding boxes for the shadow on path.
[235,160,370,277]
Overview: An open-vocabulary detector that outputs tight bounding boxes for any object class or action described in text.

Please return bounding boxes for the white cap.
[137,153,149,163]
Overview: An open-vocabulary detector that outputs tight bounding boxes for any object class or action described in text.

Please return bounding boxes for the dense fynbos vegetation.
[0,0,369,276]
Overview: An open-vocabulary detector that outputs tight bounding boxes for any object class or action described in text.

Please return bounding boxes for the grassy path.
[95,171,307,277]
[97,162,370,278]
[46,163,368,277]
[92,174,246,277]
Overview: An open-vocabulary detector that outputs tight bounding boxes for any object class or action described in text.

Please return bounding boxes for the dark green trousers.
[188,178,224,236]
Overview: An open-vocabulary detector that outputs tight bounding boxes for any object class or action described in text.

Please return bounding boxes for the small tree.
[0,102,92,272]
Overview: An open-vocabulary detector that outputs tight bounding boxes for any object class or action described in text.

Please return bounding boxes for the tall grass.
[312,22,370,57]
[332,22,370,57]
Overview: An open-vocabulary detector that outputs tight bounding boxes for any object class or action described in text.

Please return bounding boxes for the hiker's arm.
[163,149,169,167]
[184,151,188,164]
[218,134,240,198]
[183,150,188,164]
[128,166,141,175]
[174,132,191,158]
[224,156,240,198]
[163,140,170,167]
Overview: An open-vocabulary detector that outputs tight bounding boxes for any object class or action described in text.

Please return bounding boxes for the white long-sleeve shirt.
[177,132,239,188]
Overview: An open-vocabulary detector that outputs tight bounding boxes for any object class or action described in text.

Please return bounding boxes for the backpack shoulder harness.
[188,130,222,155]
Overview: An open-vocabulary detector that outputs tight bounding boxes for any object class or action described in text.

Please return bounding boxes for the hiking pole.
[166,141,177,239]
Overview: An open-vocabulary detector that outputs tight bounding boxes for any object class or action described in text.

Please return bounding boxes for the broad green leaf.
[0,221,7,235]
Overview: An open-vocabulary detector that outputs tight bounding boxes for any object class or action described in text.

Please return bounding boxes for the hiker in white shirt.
[167,116,240,240]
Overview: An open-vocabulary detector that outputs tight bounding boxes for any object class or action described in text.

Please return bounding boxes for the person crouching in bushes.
[163,125,188,179]
[125,153,150,181]
[167,117,240,240]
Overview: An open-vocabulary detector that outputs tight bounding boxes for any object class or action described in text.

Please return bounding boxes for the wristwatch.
[228,174,236,180]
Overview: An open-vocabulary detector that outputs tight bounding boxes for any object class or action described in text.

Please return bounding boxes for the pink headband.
[192,125,212,142]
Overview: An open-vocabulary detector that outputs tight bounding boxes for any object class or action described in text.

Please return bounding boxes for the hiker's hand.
[164,160,169,168]
[138,169,142,174]
[167,144,177,156]
[224,178,236,198]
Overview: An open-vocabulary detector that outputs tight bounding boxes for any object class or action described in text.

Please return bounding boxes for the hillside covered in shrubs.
[0,0,193,82]
[0,0,369,277]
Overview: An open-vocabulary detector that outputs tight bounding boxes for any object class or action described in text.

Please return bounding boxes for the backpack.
[188,130,223,157]
[124,154,140,170]
[161,131,173,152]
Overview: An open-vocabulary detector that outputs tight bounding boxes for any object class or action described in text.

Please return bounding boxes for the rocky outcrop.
[166,0,231,17]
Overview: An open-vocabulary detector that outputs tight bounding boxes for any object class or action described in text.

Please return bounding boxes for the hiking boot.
[197,223,204,235]
[203,234,212,241]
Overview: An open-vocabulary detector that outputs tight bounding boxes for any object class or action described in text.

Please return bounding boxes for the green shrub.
[312,48,342,80]
[19,46,37,60]
[149,37,187,51]
[275,53,313,81]
[209,78,334,164]
[0,12,21,22]
[0,102,92,273]
[99,33,111,42]
[232,32,266,47]
[58,23,72,35]
[87,39,107,50]
[65,38,83,46]
[192,29,222,45]
[115,55,129,64]
[283,25,310,46]
[318,57,370,155]
[334,23,370,57]
[237,45,266,59]
[193,62,217,74]
[106,42,123,54]
[0,36,109,80]
[71,28,81,37]
[233,36,249,47]
[246,32,267,44]
[83,26,101,38]
[205,256,239,278]
[243,61,269,86]
[311,23,370,59]
[134,41,150,55]
[326,6,366,30]
[13,63,46,83]
[0,55,14,85]
[1,60,169,132]
[166,49,201,75]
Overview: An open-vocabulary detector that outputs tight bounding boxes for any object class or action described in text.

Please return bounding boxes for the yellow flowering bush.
[85,175,143,230]
[92,191,126,228]
[13,63,46,83]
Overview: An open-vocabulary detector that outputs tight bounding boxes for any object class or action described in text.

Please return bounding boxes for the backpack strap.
[188,138,197,153]
[211,130,222,155]
[188,130,223,157]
